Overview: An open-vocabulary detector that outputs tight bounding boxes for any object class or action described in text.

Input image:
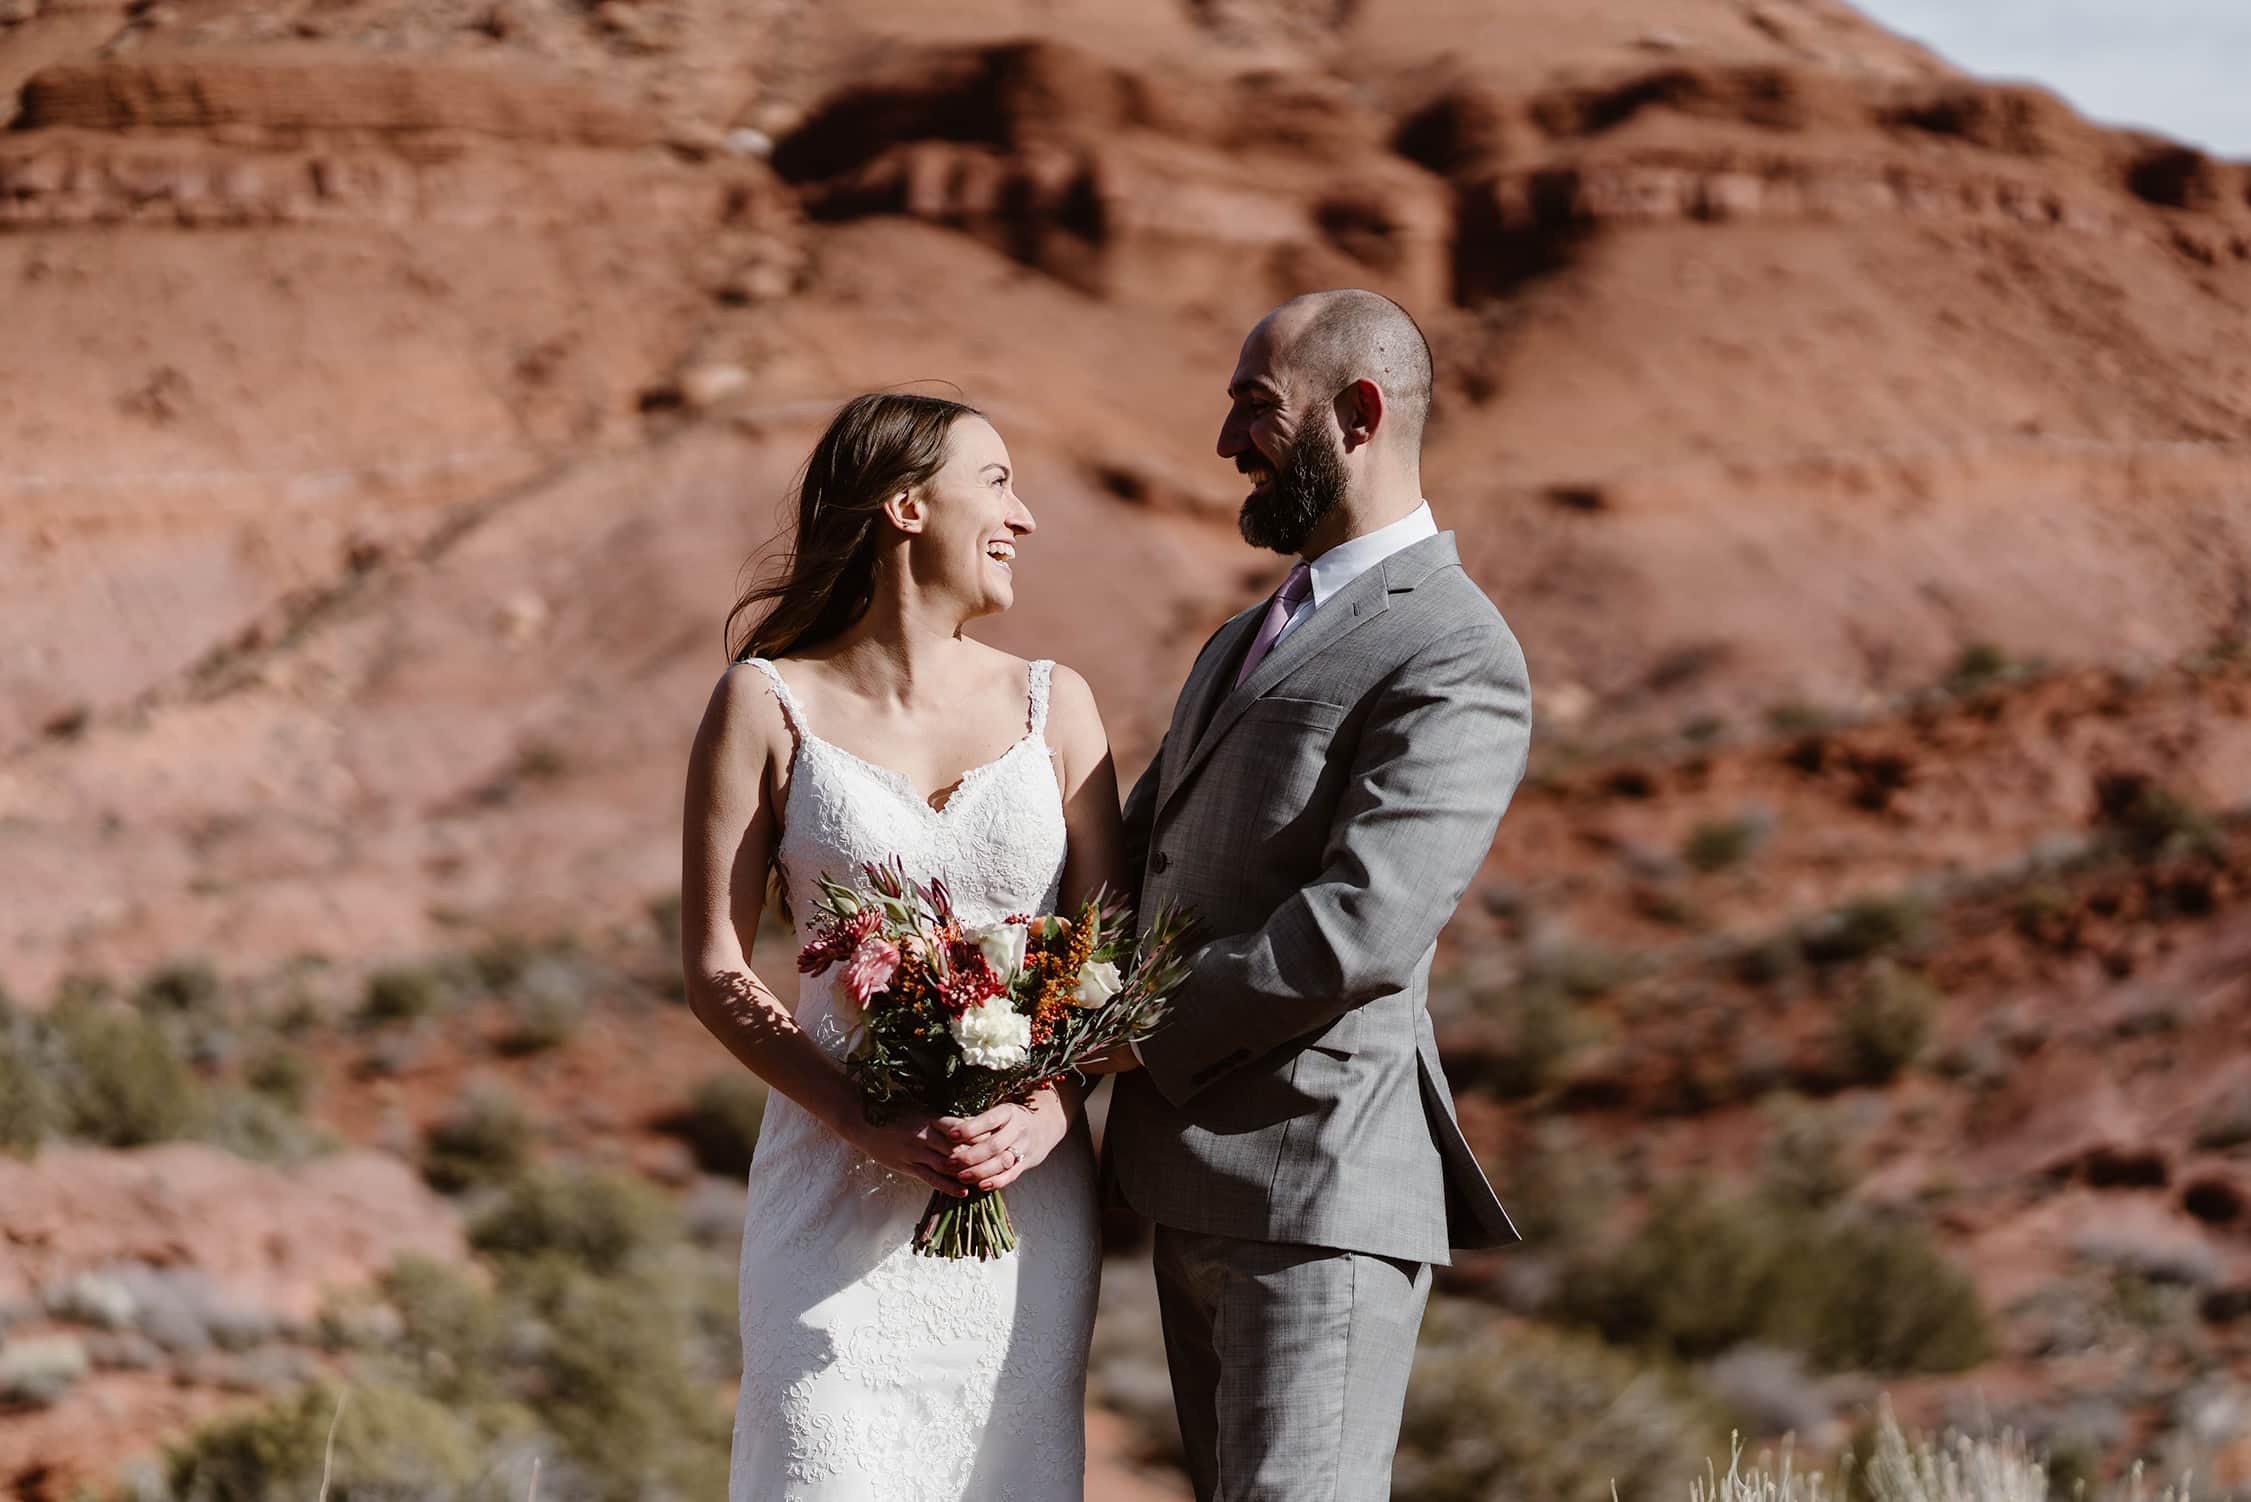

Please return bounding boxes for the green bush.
[52,996,203,1147]
[469,1167,677,1276]
[1683,816,1765,874]
[422,1088,532,1194]
[163,1380,491,1502]
[1802,894,1929,967]
[1757,1096,1860,1210]
[1480,981,1580,1099]
[243,1047,310,1111]
[1556,1183,1990,1374]
[371,1255,515,1413]
[359,965,448,1026]
[518,1258,730,1497]
[495,984,586,1058]
[1494,1120,1620,1253]
[0,1018,55,1155]
[468,934,538,992]
[200,1088,333,1166]
[1941,641,2010,697]
[1771,1214,1992,1373]
[2100,777,2223,863]
[1395,1303,1722,1502]
[136,958,224,1015]
[677,1073,767,1177]
[1836,963,1938,1085]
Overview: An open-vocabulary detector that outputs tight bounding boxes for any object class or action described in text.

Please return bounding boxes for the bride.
[678,392,1127,1500]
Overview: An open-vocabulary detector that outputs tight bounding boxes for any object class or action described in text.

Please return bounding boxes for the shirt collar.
[1302,502,1437,612]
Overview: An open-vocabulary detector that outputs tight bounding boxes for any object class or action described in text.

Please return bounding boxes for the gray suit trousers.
[1154,1225,1432,1502]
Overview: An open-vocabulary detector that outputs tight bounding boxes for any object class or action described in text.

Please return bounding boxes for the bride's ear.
[882,486,927,535]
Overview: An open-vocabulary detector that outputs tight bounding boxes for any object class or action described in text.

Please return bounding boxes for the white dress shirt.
[1272,501,1438,649]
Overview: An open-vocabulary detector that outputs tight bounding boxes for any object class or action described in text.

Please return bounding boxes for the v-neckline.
[756,658,1045,816]
[804,728,1040,817]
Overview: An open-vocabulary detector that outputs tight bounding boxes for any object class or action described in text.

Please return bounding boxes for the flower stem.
[914,1186,1018,1259]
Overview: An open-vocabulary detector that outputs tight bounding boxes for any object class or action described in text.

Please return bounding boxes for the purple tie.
[1234,562,1314,688]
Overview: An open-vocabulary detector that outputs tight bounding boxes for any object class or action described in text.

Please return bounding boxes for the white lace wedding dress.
[728,656,1099,1501]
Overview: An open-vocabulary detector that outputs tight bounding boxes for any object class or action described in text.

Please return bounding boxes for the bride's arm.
[941,661,1124,1189]
[681,664,966,1199]
[1051,661,1130,914]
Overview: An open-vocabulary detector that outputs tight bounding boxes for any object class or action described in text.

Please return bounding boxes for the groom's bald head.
[1261,289,1434,454]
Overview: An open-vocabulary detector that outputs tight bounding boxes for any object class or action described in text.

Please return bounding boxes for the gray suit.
[1107,529,1528,1501]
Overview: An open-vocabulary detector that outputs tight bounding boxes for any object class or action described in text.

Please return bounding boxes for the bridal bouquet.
[797,858,1191,1260]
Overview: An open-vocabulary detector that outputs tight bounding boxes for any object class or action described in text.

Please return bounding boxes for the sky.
[1854,0,2251,158]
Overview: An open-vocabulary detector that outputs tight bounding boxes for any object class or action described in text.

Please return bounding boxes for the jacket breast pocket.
[1212,696,1350,852]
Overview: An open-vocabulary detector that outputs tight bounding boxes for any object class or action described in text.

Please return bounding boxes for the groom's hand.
[1077,1044,1142,1076]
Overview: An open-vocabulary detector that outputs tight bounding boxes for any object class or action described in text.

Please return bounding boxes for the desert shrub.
[516,1258,731,1498]
[368,1254,516,1413]
[1835,963,1938,1085]
[1557,1184,1990,1374]
[163,1380,491,1502]
[422,1088,532,1195]
[359,964,448,1026]
[2096,773,2223,863]
[136,959,224,1015]
[1545,941,1642,1001]
[494,954,592,1056]
[1770,1213,1992,1372]
[200,1088,333,1166]
[1479,981,1580,1098]
[1496,1119,1622,1253]
[243,1047,310,1111]
[469,1167,677,1276]
[1757,1096,1861,1210]
[1801,894,1929,967]
[676,1073,767,1177]
[1684,815,1768,874]
[51,996,203,1147]
[1736,932,1806,987]
[468,933,538,992]
[1941,641,2011,697]
[1766,702,1831,736]
[0,1017,56,1155]
[1395,1302,1722,1502]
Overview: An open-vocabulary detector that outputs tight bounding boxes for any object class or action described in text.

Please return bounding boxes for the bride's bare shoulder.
[1040,660,1107,739]
[690,660,794,779]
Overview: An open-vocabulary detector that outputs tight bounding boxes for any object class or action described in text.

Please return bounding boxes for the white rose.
[969,921,1028,978]
[1073,959,1123,1009]
[949,994,1032,1071]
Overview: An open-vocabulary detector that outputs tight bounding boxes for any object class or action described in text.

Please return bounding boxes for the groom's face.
[1219,321,1348,557]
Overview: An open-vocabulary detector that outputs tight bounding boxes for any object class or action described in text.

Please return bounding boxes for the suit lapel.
[1156,552,1401,820]
[1156,606,1263,811]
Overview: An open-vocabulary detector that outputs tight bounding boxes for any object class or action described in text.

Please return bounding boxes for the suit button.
[1150,851,1170,874]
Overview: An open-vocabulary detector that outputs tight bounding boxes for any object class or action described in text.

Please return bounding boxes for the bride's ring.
[1007,1146,1022,1168]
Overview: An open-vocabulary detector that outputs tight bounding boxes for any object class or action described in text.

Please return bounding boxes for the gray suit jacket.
[1107,531,1528,1267]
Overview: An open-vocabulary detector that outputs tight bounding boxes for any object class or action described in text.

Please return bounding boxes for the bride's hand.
[842,1113,971,1198]
[938,1088,1071,1193]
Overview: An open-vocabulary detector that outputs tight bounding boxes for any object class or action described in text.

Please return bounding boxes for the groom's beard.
[1237,421,1347,556]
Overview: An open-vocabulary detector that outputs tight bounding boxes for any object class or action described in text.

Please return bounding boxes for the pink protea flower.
[841,936,902,1008]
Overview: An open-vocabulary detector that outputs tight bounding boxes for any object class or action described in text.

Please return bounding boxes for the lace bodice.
[742,655,1068,997]
[726,655,1094,1502]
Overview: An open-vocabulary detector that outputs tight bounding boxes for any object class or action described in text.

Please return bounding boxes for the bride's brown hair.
[726,391,983,663]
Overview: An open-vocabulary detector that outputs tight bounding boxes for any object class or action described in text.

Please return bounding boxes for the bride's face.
[897,417,1036,619]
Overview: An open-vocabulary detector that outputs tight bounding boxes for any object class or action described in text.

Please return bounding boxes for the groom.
[1102,289,1529,1501]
